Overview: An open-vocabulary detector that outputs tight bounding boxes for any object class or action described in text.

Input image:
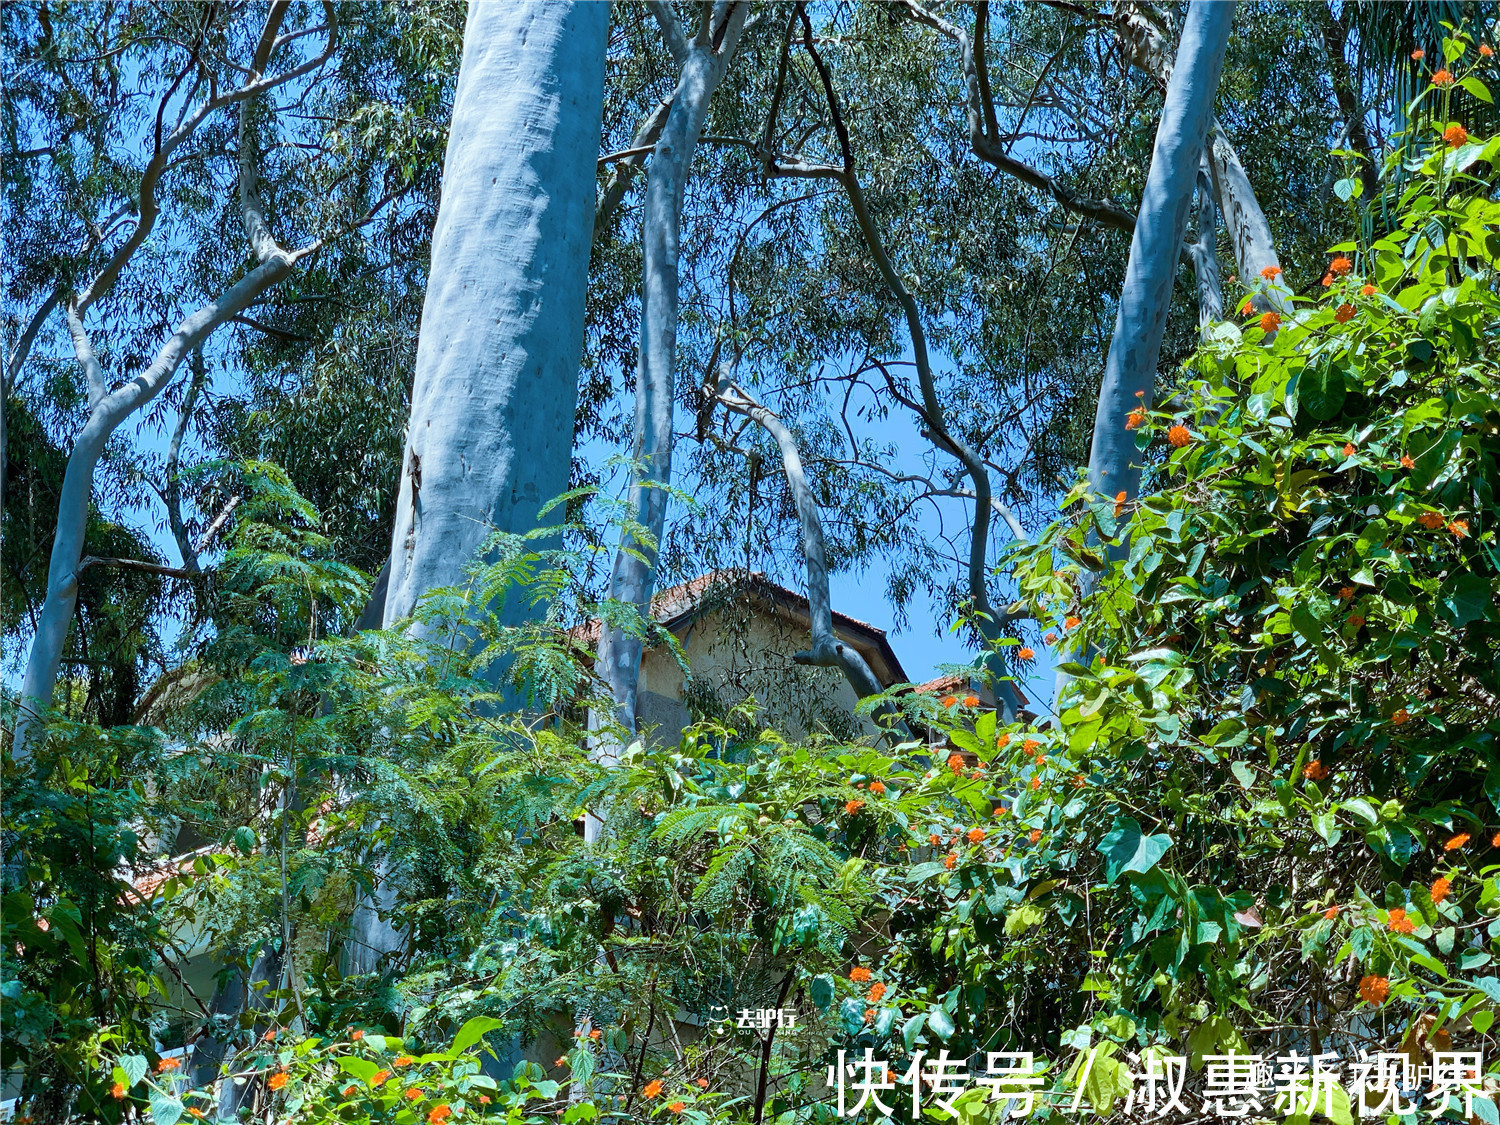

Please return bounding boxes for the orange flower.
[940,694,958,708]
[394,1056,414,1068]
[993,806,1008,818]
[863,1008,876,1023]
[963,694,980,706]
[1359,974,1390,1004]
[1431,876,1452,904]
[156,1058,182,1073]
[479,1096,491,1105]
[1323,905,1340,920]
[262,1028,278,1042]
[1347,613,1366,628]
[1412,48,1426,60]
[405,1089,423,1102]
[1259,311,1281,333]
[1260,265,1282,280]
[1335,304,1355,323]
[1493,832,1500,848]
[695,1079,709,1089]
[1028,776,1042,791]
[845,799,864,815]
[372,1070,392,1086]
[1321,274,1333,288]
[268,1072,289,1092]
[1387,908,1416,934]
[1303,760,1328,780]
[1361,283,1377,297]
[947,752,965,774]
[1342,442,1356,456]
[1072,774,1086,788]
[929,833,941,845]
[1338,586,1355,601]
[1330,256,1353,276]
[1419,511,1446,529]
[849,966,872,983]
[1167,424,1193,448]
[1022,738,1039,754]
[554,1056,569,1068]
[869,780,886,795]
[996,734,1010,748]
[1445,123,1469,147]
[1400,455,1415,469]
[967,828,986,844]
[867,982,888,1002]
[1045,632,1058,644]
[110,1084,126,1100]
[1483,44,1494,56]
[667,1103,686,1115]
[1017,647,1035,661]
[429,1107,453,1125]
[1433,68,1455,87]
[943,853,957,869]
[1028,829,1042,843]
[1125,407,1147,430]
[188,1110,205,1119]
[1065,615,1081,629]
[1446,833,1471,851]
[1449,519,1470,537]
[1114,489,1128,517]
[1240,298,1254,316]
[343,1087,358,1097]
[351,1030,364,1041]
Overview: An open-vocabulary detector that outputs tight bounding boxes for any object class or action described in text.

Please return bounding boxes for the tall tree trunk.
[1059,0,1234,700]
[347,0,609,973]
[381,0,608,633]
[12,4,338,757]
[594,2,750,740]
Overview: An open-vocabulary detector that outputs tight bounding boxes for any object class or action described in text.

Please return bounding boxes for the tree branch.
[166,347,207,572]
[646,0,691,64]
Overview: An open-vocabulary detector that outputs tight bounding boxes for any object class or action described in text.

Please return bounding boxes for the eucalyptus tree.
[6,1,424,755]
[594,0,753,738]
[344,0,609,975]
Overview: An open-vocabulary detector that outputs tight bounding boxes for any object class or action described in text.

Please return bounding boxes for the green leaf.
[338,1057,380,1084]
[451,1016,506,1057]
[1463,76,1494,104]
[1298,359,1348,422]
[121,1055,149,1089]
[1471,977,1500,1003]
[1004,903,1045,935]
[926,1006,955,1041]
[1098,818,1172,884]
[810,974,835,1011]
[1231,762,1255,789]
[1438,572,1496,627]
[1343,798,1379,825]
[902,1012,927,1051]
[149,1090,183,1125]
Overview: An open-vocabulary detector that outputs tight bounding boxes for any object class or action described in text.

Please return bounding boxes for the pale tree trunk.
[1056,0,1233,702]
[713,374,886,700]
[593,1,750,743]
[346,0,609,975]
[13,4,338,757]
